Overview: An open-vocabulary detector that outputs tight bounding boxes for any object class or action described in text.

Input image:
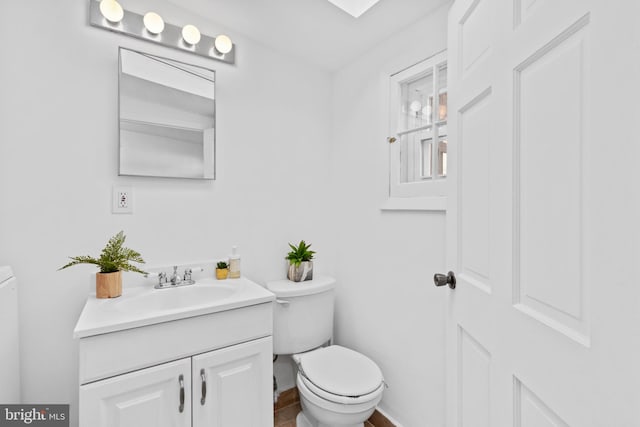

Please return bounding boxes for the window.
[386,51,447,210]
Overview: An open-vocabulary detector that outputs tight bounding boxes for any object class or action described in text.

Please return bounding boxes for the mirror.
[118,48,215,179]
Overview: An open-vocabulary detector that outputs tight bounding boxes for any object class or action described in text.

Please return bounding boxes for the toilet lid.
[266,276,335,298]
[298,345,383,397]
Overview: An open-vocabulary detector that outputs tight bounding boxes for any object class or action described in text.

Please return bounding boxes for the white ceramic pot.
[287,261,313,282]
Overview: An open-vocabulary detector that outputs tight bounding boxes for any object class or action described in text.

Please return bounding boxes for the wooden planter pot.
[216,268,229,280]
[96,271,122,299]
[287,261,313,282]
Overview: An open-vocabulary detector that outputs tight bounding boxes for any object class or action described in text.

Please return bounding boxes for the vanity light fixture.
[143,12,165,35]
[99,0,124,23]
[214,34,233,54]
[89,0,235,64]
[182,25,201,45]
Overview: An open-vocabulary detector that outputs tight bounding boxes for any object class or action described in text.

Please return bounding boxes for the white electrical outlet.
[112,186,133,214]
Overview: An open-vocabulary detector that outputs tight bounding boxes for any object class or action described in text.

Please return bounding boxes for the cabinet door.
[80,358,191,427]
[192,337,273,427]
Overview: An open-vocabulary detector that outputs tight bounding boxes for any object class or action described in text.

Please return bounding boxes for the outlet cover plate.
[112,186,133,214]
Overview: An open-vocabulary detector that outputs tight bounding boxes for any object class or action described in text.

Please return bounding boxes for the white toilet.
[267,276,384,427]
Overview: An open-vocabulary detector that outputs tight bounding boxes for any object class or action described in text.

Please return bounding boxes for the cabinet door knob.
[178,374,185,413]
[200,369,207,405]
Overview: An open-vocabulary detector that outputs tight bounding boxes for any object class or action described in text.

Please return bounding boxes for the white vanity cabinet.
[75,286,274,427]
[192,338,272,427]
[80,358,192,427]
[80,337,272,427]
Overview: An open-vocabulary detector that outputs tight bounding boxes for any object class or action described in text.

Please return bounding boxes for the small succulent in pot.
[286,240,315,282]
[216,260,229,280]
[59,231,147,298]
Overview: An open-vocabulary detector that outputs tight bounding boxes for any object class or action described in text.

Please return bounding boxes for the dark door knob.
[434,271,456,289]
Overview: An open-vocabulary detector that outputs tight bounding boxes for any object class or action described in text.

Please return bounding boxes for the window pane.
[399,71,434,132]
[399,133,409,183]
[421,138,433,179]
[437,64,448,122]
[437,63,447,87]
[438,138,448,177]
[438,92,448,122]
[399,129,433,182]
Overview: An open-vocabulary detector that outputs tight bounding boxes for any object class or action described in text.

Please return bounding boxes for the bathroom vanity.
[74,277,275,427]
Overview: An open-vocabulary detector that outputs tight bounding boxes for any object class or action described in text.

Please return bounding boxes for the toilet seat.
[296,345,384,404]
[299,374,385,405]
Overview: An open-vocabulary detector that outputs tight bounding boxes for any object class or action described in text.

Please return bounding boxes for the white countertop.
[74,276,274,339]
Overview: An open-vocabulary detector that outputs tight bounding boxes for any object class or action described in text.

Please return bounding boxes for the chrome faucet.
[146,266,203,289]
[170,266,182,285]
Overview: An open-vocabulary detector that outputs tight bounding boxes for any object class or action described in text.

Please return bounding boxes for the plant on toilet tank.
[285,240,315,282]
[59,230,147,298]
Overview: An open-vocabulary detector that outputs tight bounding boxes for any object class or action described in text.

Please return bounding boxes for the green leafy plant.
[216,261,229,269]
[59,231,147,274]
[285,240,315,267]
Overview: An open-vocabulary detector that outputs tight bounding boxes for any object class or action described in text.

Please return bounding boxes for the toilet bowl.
[293,345,384,427]
[267,276,384,427]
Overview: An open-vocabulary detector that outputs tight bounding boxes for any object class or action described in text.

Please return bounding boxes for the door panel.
[514,378,569,427]
[513,15,590,344]
[459,89,493,293]
[458,327,491,427]
[192,337,273,427]
[514,0,546,27]
[459,0,495,77]
[79,358,191,427]
[447,0,640,425]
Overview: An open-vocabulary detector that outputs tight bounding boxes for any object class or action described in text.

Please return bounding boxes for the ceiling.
[168,0,450,70]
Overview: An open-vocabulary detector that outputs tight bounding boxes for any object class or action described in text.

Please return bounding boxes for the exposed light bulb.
[99,0,124,23]
[409,101,422,113]
[214,35,233,54]
[143,12,165,35]
[182,25,201,45]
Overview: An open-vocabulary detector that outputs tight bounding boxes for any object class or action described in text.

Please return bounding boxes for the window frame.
[384,50,448,211]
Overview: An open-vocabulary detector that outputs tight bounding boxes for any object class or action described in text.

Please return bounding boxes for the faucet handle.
[145,271,168,285]
[183,266,203,282]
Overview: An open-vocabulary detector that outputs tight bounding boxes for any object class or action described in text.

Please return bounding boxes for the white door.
[444,0,640,426]
[192,337,273,427]
[80,358,191,427]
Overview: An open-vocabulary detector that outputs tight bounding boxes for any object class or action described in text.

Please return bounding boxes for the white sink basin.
[73,276,274,338]
[114,283,239,314]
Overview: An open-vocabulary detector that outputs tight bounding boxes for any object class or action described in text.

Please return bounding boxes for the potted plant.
[59,231,147,298]
[286,240,315,282]
[216,261,229,280]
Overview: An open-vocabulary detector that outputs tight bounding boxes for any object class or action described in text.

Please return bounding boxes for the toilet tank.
[266,276,335,355]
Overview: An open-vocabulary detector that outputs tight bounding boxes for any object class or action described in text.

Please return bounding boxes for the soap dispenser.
[228,246,241,279]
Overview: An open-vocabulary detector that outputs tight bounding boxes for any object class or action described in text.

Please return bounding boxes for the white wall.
[0,2,334,426]
[0,1,452,425]
[330,3,451,426]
